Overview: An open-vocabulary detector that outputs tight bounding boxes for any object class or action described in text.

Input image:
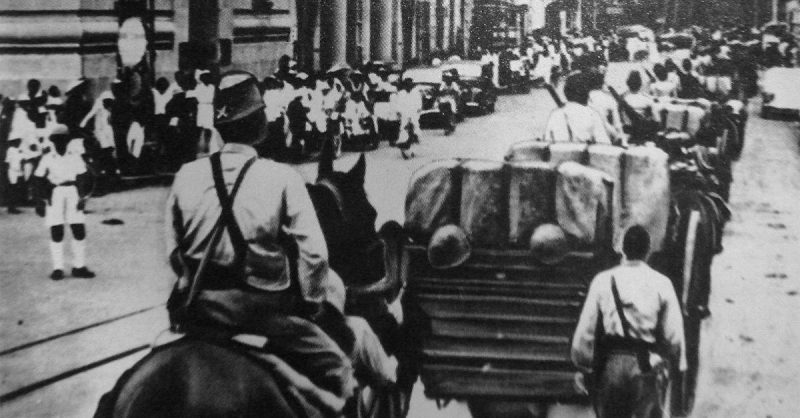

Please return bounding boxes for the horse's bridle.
[314,177,387,287]
[315,178,347,222]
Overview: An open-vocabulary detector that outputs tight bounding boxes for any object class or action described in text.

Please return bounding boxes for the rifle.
[608,86,659,144]
[545,83,565,108]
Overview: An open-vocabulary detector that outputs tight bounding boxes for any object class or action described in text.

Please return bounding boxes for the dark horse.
[94,141,409,418]
[652,161,730,415]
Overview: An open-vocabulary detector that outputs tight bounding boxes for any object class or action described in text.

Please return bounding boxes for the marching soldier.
[571,226,685,418]
[32,124,95,280]
[544,72,611,144]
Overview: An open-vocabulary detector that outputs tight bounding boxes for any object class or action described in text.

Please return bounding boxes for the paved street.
[2,74,800,417]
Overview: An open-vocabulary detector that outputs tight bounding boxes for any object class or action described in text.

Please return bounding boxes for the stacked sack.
[504,140,670,253]
[404,146,621,267]
[652,98,711,137]
[404,158,562,254]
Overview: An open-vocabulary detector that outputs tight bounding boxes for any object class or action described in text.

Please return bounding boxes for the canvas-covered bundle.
[620,146,670,252]
[587,145,625,248]
[405,159,463,241]
[555,162,613,246]
[549,142,588,166]
[508,161,557,246]
[460,161,508,248]
[703,75,733,97]
[652,102,707,136]
[504,140,549,162]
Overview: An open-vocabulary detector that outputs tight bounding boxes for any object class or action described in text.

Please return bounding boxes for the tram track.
[0,304,167,404]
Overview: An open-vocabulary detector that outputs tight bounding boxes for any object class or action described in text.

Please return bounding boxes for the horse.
[307,140,414,418]
[95,140,410,418]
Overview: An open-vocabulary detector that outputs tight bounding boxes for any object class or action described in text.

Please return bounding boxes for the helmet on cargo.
[529,223,570,265]
[427,224,472,269]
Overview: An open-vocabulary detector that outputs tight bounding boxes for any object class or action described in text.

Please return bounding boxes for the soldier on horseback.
[164,71,356,407]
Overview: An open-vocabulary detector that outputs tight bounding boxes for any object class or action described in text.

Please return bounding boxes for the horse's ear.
[348,153,366,183]
[318,139,335,179]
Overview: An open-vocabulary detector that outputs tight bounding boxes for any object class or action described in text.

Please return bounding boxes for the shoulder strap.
[610,276,632,339]
[210,152,257,269]
[563,110,574,142]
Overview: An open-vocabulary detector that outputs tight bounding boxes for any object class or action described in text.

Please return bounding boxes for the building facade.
[0,0,300,97]
[0,0,479,97]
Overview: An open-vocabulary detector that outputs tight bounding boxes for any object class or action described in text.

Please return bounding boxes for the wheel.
[670,210,703,417]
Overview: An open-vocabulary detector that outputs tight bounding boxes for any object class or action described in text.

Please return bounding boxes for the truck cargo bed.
[404,245,611,402]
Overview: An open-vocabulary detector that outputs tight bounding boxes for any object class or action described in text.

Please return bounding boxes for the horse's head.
[308,140,383,286]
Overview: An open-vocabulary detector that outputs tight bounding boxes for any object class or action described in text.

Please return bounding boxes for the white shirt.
[571,260,686,372]
[650,80,677,98]
[544,102,611,144]
[263,89,287,122]
[153,88,174,115]
[623,92,655,120]
[5,146,24,178]
[588,90,623,137]
[34,150,87,185]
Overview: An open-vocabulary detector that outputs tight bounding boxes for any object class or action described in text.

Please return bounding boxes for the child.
[33,124,95,280]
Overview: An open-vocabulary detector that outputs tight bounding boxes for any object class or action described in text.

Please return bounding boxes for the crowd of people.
[536,23,775,148]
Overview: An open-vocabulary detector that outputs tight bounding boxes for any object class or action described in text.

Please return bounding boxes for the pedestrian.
[190,70,216,155]
[543,72,611,144]
[571,225,685,418]
[587,70,624,145]
[32,124,95,280]
[649,64,677,99]
[622,71,656,121]
[394,78,421,159]
[151,77,174,150]
[164,70,200,170]
[4,137,25,214]
[164,70,356,405]
[60,78,92,133]
[45,85,64,127]
[438,69,461,135]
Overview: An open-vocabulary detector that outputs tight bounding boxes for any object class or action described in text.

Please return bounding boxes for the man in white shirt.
[544,72,611,144]
[571,226,685,418]
[33,124,95,280]
[587,70,623,144]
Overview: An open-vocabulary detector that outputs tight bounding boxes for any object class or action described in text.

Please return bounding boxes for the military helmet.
[427,224,472,269]
[529,223,570,265]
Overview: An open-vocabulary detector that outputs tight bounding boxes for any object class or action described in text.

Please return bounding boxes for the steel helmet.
[529,223,570,265]
[427,224,472,269]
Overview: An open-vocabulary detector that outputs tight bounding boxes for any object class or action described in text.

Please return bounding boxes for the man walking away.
[571,225,685,418]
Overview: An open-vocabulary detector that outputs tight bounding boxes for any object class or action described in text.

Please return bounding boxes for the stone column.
[371,0,394,61]
[430,0,438,54]
[441,0,451,52]
[361,0,372,65]
[463,0,473,57]
[320,0,347,70]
